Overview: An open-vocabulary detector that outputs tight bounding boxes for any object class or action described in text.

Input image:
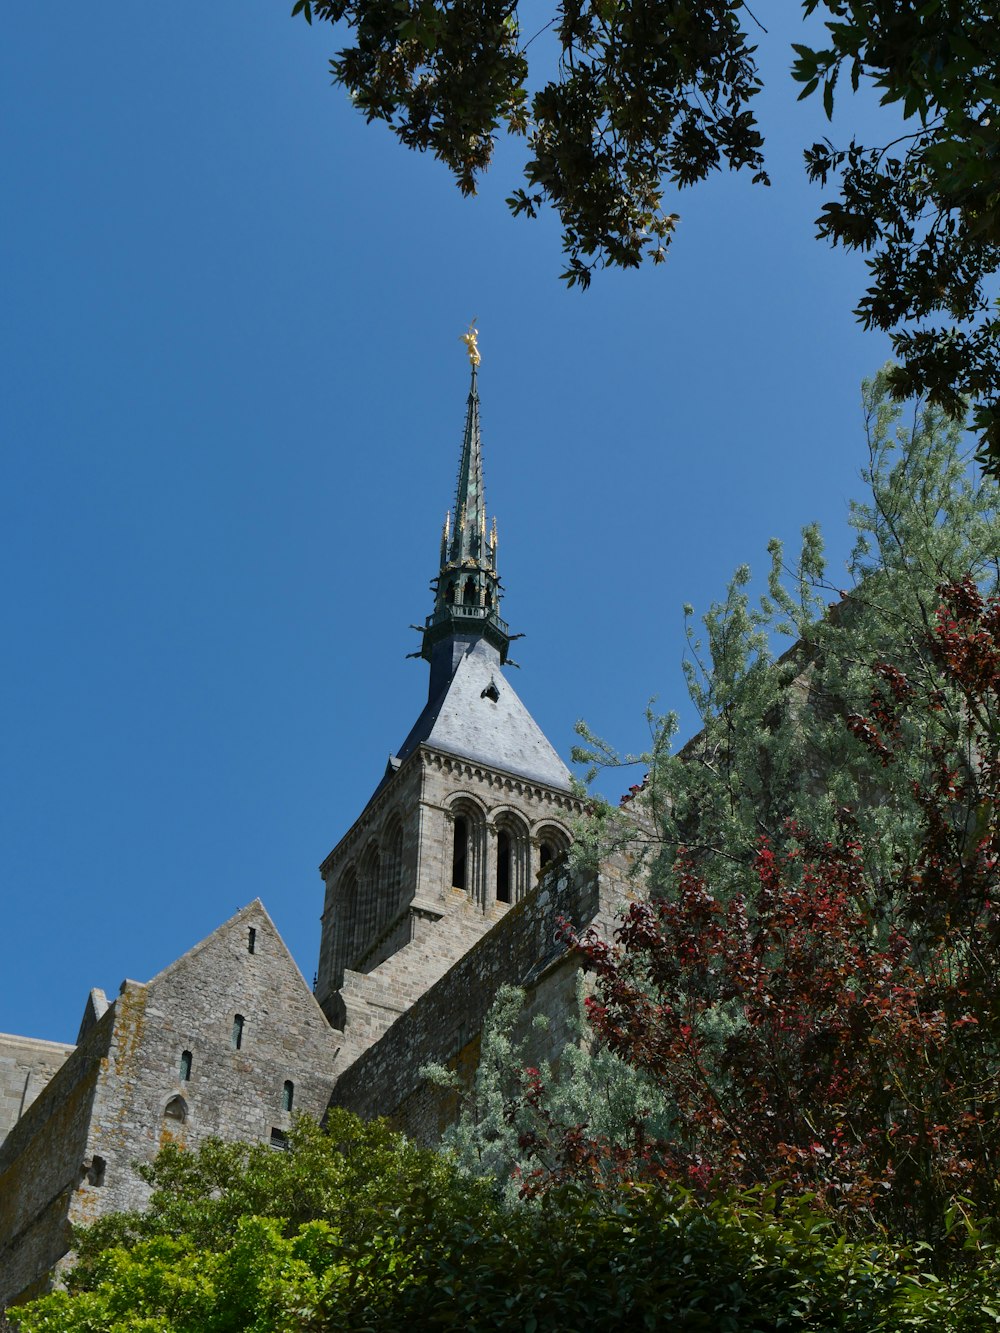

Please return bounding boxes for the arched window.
[164,1095,188,1124]
[179,1050,192,1082]
[384,819,404,918]
[494,814,529,904]
[463,576,477,607]
[537,826,570,879]
[445,581,456,604]
[358,844,381,961]
[336,865,359,979]
[496,829,512,903]
[449,800,487,906]
[282,1080,294,1113]
[452,816,469,891]
[247,927,256,954]
[231,1014,245,1051]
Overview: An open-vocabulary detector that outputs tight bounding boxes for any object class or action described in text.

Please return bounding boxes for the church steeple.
[420,353,510,670]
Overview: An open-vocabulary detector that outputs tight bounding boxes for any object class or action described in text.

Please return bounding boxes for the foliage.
[427,375,999,1218]
[291,0,1000,469]
[550,578,1000,1253]
[18,1113,1000,1331]
[423,979,673,1202]
[574,371,1000,896]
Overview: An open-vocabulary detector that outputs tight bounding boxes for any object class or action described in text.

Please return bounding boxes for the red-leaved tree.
[538,581,1000,1249]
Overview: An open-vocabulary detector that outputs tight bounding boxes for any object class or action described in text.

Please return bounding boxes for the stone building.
[0,361,629,1309]
[0,902,339,1304]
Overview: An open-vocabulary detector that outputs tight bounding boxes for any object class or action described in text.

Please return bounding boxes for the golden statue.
[460,322,481,368]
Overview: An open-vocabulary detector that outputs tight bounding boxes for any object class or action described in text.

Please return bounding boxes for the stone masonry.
[0,1035,76,1149]
[0,901,341,1308]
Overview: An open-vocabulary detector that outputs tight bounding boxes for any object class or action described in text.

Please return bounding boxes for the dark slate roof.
[394,638,572,791]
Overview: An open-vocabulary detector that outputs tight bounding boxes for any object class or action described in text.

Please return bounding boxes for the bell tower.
[315,335,581,1042]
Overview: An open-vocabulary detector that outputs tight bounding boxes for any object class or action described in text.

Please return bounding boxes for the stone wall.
[0,901,343,1309]
[330,862,636,1144]
[0,1034,75,1149]
[0,1013,113,1307]
[83,901,343,1218]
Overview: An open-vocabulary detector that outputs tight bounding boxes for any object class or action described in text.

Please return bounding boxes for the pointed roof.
[421,365,508,666]
[385,349,571,794]
[448,367,487,566]
[397,637,572,790]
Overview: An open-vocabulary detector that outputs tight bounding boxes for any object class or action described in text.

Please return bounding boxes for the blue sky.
[3,4,897,1042]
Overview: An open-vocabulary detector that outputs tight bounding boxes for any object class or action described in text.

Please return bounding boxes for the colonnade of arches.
[329,801,571,984]
[448,799,569,909]
[332,817,406,977]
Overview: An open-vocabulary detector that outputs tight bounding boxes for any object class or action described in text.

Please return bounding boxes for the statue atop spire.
[419,345,510,673]
[460,320,481,368]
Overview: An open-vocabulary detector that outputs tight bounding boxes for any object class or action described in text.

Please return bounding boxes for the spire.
[420,346,510,672]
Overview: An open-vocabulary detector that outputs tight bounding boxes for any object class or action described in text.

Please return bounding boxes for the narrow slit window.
[452,816,468,891]
[282,1080,294,1113]
[179,1050,192,1082]
[231,1014,245,1051]
[497,830,511,903]
[248,927,256,954]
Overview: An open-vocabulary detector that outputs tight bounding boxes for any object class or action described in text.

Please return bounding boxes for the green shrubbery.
[18,1115,1000,1332]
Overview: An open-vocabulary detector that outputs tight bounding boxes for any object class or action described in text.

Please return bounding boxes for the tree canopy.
[292,0,1000,472]
[16,1111,1000,1331]
[433,376,1000,1256]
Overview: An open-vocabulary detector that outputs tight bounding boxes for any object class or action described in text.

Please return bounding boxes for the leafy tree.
[292,1,1000,470]
[576,370,999,895]
[433,375,999,1221]
[424,979,673,1201]
[546,577,1000,1255]
[17,1110,1000,1331]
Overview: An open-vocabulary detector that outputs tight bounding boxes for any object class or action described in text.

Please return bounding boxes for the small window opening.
[497,830,512,903]
[481,680,500,703]
[87,1155,107,1187]
[179,1050,192,1082]
[540,842,555,869]
[248,927,256,954]
[485,587,493,607]
[452,816,468,891]
[282,1080,294,1113]
[270,1127,288,1150]
[164,1095,187,1124]
[463,577,477,606]
[445,581,456,605]
[231,1014,245,1051]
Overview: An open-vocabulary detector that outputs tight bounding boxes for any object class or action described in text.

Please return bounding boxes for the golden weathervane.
[460,322,481,368]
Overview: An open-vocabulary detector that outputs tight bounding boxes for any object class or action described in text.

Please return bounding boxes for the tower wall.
[0,1034,75,1149]
[328,860,637,1145]
[315,744,579,1039]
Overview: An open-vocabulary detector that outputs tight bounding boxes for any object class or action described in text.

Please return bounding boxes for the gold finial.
[460,321,481,368]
